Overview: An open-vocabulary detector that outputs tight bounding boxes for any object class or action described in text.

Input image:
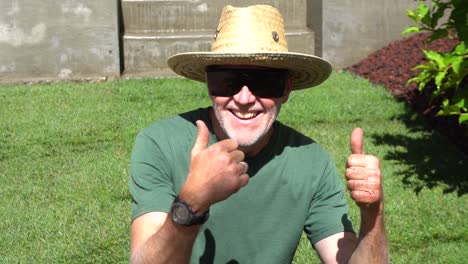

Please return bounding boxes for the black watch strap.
[170,196,209,226]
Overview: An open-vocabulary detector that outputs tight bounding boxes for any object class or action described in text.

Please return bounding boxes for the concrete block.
[122,0,309,33]
[0,0,120,83]
[123,31,214,73]
[123,29,314,76]
[315,0,419,68]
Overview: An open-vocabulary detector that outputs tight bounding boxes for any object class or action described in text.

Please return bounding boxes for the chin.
[235,138,259,148]
[226,128,269,148]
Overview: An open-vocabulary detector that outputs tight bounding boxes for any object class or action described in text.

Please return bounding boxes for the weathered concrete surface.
[309,0,418,69]
[123,29,314,74]
[122,0,310,32]
[0,0,120,83]
[123,0,418,75]
[0,0,421,82]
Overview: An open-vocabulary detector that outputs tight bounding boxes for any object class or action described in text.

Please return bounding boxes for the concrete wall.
[0,0,419,83]
[309,0,418,68]
[0,0,120,83]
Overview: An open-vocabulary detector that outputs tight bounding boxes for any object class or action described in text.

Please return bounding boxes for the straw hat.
[167,5,332,90]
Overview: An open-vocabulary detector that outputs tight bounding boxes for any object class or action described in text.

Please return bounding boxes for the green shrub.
[403,0,468,125]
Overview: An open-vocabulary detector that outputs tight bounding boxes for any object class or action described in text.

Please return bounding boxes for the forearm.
[348,203,389,264]
[131,217,200,264]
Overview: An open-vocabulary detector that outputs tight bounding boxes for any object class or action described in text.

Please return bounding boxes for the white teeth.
[233,111,257,119]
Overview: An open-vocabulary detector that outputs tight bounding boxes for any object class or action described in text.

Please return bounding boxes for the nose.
[233,86,256,104]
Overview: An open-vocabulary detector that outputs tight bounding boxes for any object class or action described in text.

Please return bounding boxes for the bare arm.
[314,232,357,263]
[314,128,388,263]
[130,212,200,264]
[348,203,388,263]
[346,128,388,263]
[314,205,387,264]
[130,120,249,263]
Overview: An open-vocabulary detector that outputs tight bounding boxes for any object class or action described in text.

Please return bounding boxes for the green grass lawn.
[0,72,466,263]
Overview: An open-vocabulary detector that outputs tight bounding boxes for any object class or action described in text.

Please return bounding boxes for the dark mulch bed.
[345,32,467,155]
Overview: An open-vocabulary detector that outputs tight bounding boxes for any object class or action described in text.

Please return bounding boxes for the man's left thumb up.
[350,128,364,155]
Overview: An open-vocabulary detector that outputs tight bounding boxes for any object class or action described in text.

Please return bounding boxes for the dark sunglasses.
[205,66,289,98]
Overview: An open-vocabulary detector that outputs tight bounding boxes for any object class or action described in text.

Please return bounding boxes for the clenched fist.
[345,128,383,210]
[179,120,250,214]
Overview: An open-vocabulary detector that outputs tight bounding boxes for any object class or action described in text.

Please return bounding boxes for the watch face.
[171,198,209,226]
[172,203,190,224]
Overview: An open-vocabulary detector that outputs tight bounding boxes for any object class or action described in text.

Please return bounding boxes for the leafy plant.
[403,0,468,125]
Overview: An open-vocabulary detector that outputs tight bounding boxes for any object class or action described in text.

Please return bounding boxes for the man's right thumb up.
[192,120,210,156]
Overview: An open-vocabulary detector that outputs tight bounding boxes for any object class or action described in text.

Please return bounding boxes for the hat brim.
[167,52,332,90]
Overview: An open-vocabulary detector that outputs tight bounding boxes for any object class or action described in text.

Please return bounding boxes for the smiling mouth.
[230,110,259,120]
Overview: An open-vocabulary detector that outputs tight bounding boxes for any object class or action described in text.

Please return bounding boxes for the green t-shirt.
[130,107,354,263]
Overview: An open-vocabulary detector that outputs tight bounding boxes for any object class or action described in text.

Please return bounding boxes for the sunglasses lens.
[206,71,240,97]
[206,68,289,98]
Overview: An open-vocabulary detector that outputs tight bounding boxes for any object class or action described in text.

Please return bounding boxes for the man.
[130,5,388,264]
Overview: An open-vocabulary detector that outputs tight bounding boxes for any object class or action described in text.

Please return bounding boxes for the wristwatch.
[170,196,209,226]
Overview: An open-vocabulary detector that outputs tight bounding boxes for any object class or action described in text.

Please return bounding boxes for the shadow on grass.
[371,110,468,196]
